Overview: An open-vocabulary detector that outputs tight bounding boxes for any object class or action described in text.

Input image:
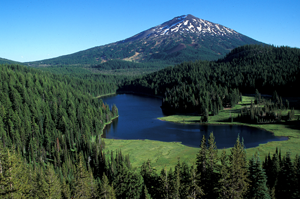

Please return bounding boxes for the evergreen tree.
[174,158,181,199]
[100,173,116,199]
[61,178,71,199]
[144,185,152,199]
[72,155,91,198]
[247,153,270,199]
[276,152,297,198]
[227,135,249,198]
[187,164,204,199]
[159,167,170,199]
[113,164,143,199]
[293,155,300,198]
[43,164,62,199]
[196,135,208,197]
[218,150,231,199]
[140,160,159,198]
[0,147,31,198]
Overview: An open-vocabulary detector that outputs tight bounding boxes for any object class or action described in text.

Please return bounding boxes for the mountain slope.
[26,14,263,67]
[0,57,21,65]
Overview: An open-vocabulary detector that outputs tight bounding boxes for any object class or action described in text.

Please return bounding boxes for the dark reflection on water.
[101,94,287,148]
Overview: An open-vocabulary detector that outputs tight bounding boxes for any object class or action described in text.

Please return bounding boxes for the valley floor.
[104,96,300,171]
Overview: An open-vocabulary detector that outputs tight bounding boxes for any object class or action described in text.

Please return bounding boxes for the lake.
[101,94,287,148]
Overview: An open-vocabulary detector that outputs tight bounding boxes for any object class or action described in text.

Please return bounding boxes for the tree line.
[236,89,296,124]
[118,45,300,116]
[1,132,300,198]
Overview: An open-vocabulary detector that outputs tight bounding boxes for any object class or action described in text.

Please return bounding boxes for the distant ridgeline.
[0,57,21,65]
[118,45,300,115]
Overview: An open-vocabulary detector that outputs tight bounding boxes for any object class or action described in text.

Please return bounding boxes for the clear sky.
[1,0,299,62]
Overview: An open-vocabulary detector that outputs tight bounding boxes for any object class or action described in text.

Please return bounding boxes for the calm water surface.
[101,94,287,148]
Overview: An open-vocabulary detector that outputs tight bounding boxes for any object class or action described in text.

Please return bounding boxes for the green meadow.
[104,96,300,171]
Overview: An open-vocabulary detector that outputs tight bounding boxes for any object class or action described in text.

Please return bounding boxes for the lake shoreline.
[116,91,163,99]
[102,94,300,171]
[157,117,289,141]
[101,115,119,136]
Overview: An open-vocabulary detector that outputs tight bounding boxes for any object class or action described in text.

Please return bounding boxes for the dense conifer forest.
[1,44,300,198]
[118,45,300,116]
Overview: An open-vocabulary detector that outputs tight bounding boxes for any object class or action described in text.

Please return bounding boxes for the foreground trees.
[1,132,300,198]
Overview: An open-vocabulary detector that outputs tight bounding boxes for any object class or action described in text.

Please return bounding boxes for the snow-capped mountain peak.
[155,14,237,36]
[123,14,238,43]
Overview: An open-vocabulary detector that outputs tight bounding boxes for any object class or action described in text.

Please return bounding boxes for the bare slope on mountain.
[26,14,263,67]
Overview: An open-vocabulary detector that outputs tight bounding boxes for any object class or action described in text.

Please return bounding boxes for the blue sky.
[1,0,299,62]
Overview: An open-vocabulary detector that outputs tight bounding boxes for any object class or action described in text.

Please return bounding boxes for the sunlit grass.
[104,95,300,172]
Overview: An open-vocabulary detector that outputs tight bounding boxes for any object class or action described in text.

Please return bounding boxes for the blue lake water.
[101,94,287,148]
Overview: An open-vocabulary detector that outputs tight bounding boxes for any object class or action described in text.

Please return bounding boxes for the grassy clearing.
[104,95,300,172]
[158,96,300,161]
[95,93,116,98]
[103,139,199,171]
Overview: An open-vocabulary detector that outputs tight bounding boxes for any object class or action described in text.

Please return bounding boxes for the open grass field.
[103,96,300,172]
[95,93,117,98]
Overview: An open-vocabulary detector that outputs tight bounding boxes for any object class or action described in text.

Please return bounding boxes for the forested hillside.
[0,57,21,65]
[0,64,120,196]
[118,45,300,115]
[1,43,300,198]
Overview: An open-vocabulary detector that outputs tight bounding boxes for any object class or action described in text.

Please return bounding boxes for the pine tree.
[276,152,297,198]
[187,164,204,199]
[140,159,159,198]
[61,177,71,199]
[174,158,181,199]
[72,155,91,198]
[196,135,208,197]
[196,134,219,198]
[247,153,270,199]
[0,147,31,198]
[144,185,152,199]
[206,132,218,198]
[43,164,62,199]
[265,150,280,196]
[218,150,231,199]
[227,135,249,198]
[113,164,143,199]
[100,173,116,199]
[293,154,300,198]
[159,167,170,199]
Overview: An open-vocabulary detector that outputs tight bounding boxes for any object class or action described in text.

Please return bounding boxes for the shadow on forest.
[222,109,241,114]
[240,103,251,106]
[285,120,300,131]
[215,118,233,123]
[188,120,201,123]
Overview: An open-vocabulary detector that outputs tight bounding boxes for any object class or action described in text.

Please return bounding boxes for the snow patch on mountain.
[152,14,238,36]
[121,14,241,43]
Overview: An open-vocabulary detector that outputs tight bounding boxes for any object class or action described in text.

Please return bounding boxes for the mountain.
[0,57,21,65]
[26,14,263,67]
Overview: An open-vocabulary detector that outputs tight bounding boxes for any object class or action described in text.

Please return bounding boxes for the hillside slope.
[118,45,300,113]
